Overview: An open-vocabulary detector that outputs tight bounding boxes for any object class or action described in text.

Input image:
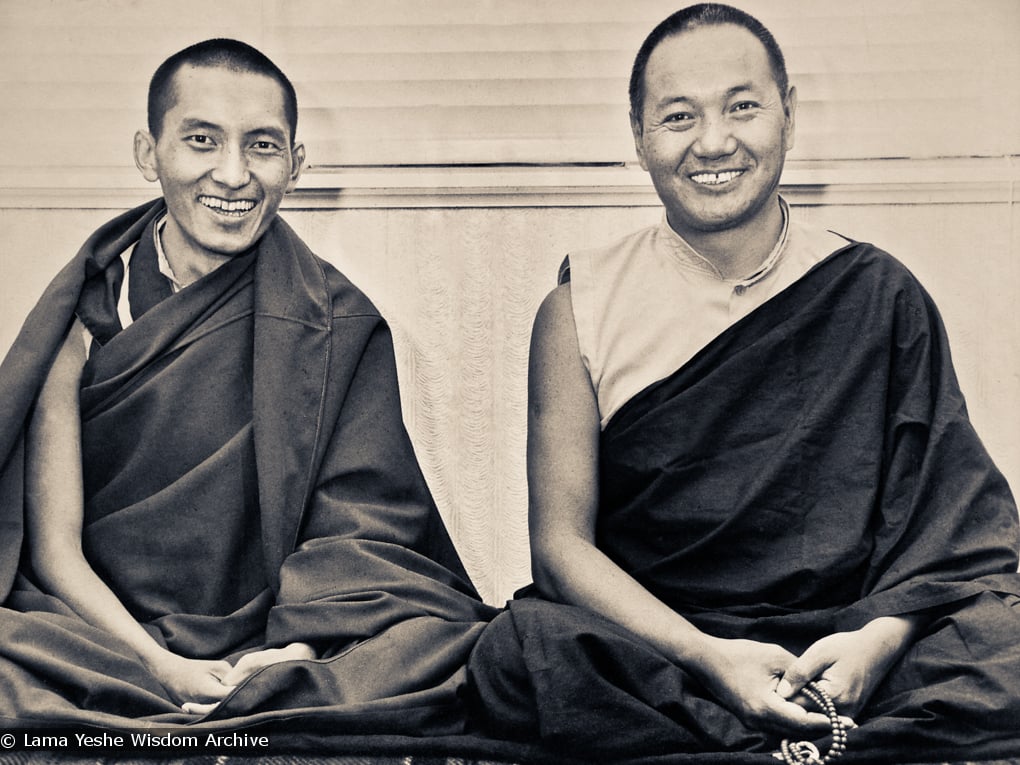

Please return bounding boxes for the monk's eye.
[730,101,760,117]
[662,112,695,130]
[185,135,215,148]
[251,141,280,152]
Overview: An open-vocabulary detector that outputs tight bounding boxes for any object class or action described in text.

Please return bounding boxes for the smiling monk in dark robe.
[465,5,1020,764]
[0,38,496,741]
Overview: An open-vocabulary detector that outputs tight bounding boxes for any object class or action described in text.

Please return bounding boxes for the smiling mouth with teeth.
[199,195,257,217]
[690,170,744,186]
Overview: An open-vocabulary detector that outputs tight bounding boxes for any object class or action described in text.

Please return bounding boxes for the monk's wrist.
[856,615,924,663]
[284,641,317,661]
[136,643,174,671]
[668,626,720,668]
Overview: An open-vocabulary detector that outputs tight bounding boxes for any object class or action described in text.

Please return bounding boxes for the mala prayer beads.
[772,682,848,764]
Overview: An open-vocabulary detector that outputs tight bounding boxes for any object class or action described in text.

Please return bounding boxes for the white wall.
[2,186,1017,604]
[0,0,1017,603]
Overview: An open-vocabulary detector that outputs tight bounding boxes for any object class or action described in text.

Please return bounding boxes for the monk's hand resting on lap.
[690,635,833,733]
[180,642,317,716]
[221,641,317,686]
[777,615,922,719]
[141,648,234,710]
[179,642,316,715]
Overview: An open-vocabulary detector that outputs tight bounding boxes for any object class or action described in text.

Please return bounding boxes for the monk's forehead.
[162,63,291,133]
[644,24,778,102]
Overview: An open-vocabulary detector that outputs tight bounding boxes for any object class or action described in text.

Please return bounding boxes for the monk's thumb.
[777,660,814,699]
[776,678,796,699]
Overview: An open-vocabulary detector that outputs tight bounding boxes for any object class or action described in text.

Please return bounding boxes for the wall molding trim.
[0,157,1015,210]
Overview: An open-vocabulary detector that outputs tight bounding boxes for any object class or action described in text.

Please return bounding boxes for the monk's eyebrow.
[177,118,222,134]
[246,126,288,144]
[654,95,693,110]
[176,119,288,145]
[725,83,755,98]
[655,83,757,110]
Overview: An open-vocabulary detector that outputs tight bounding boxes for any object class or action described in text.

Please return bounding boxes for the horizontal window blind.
[0,0,1015,175]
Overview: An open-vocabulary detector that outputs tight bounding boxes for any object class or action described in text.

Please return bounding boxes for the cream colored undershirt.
[568,199,850,429]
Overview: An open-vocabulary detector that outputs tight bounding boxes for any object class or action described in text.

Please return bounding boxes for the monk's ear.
[783,86,797,153]
[133,130,160,183]
[630,111,649,172]
[286,142,306,193]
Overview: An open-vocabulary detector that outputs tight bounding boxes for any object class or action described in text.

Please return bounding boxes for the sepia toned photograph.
[0,1,1017,763]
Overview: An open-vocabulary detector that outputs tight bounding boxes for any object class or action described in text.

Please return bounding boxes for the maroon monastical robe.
[0,200,502,747]
[468,242,1020,763]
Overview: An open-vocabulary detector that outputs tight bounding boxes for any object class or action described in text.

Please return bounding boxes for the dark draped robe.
[0,199,501,744]
[467,242,1020,763]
